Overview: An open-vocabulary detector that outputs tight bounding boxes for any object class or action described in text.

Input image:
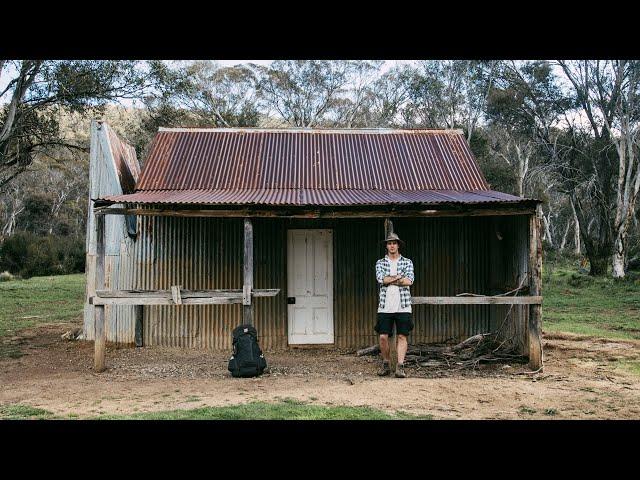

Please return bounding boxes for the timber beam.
[89,288,280,306]
[243,218,254,325]
[93,206,537,219]
[94,215,106,372]
[528,205,544,371]
[411,296,542,305]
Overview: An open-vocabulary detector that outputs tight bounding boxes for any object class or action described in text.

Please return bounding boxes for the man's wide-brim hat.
[381,232,405,246]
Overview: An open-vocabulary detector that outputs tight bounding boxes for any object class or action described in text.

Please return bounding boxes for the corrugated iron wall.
[487,215,531,354]
[84,121,139,344]
[104,214,530,351]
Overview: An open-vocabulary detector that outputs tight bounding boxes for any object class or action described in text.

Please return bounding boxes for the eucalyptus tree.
[401,60,497,140]
[254,60,362,128]
[0,60,148,190]
[556,60,640,277]
[485,61,569,199]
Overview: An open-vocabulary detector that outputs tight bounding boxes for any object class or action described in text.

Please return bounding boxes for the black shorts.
[375,312,413,337]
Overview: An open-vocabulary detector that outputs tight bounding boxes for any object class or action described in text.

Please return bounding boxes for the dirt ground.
[1,322,639,419]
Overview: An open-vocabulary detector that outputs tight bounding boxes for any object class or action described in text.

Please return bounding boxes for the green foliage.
[19,193,54,235]
[0,232,85,278]
[544,259,640,339]
[566,272,593,288]
[1,60,148,189]
[96,401,429,420]
[519,406,537,415]
[617,360,640,377]
[486,61,570,138]
[0,404,55,420]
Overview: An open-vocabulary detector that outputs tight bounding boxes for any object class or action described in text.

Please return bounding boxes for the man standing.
[375,232,415,378]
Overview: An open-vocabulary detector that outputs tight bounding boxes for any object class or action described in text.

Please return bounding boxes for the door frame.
[286,228,334,345]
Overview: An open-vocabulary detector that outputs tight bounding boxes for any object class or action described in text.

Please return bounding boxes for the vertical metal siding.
[487,215,530,354]
[94,215,530,352]
[84,121,139,344]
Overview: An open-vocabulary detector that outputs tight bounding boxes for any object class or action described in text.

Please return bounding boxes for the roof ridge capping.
[157,127,465,135]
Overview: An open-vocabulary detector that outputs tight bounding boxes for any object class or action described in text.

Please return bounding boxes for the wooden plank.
[134,305,143,347]
[243,218,253,325]
[91,296,246,306]
[94,214,106,372]
[95,288,280,298]
[94,206,536,219]
[242,284,251,306]
[171,285,183,305]
[528,206,544,370]
[411,296,543,305]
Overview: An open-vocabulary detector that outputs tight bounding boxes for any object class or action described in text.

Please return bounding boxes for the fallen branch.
[356,327,529,372]
[451,333,491,351]
[356,345,380,357]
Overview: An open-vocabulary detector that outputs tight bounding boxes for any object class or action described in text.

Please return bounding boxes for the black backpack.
[228,324,267,378]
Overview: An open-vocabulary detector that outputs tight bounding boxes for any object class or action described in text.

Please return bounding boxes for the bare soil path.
[1,323,639,419]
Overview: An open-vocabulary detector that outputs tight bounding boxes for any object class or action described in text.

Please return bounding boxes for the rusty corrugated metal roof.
[99,127,539,207]
[102,188,531,206]
[136,128,489,191]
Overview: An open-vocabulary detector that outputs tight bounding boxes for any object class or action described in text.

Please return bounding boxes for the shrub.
[0,232,32,275]
[567,272,593,288]
[0,232,85,278]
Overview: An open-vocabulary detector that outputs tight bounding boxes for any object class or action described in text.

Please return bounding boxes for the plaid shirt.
[375,255,415,310]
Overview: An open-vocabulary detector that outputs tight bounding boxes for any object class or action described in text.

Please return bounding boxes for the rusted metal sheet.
[108,215,529,352]
[105,125,140,193]
[102,188,530,206]
[134,128,490,191]
[84,120,140,343]
[135,217,287,349]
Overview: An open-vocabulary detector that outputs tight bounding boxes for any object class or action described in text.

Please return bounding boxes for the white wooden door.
[287,229,334,344]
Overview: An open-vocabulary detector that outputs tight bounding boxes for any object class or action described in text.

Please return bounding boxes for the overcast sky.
[215,60,413,71]
[0,60,415,107]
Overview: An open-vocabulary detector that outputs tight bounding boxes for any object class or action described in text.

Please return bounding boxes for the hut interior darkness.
[85,121,543,372]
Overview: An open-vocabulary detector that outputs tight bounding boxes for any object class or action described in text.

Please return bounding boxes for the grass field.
[0,400,429,420]
[543,261,640,340]
[1,265,637,345]
[0,264,639,420]
[0,274,85,358]
[0,273,85,336]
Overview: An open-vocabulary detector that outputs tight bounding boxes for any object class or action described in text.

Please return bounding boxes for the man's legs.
[396,334,408,365]
[377,334,392,376]
[379,334,390,362]
[395,334,408,378]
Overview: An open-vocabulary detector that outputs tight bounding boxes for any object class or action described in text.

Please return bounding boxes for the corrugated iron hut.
[85,120,543,372]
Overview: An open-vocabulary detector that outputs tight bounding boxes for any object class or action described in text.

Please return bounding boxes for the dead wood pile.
[356,333,527,370]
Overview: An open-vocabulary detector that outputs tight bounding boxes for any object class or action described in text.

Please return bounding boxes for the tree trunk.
[516,176,524,198]
[589,256,609,276]
[571,193,611,276]
[542,211,554,248]
[571,199,581,255]
[559,219,571,252]
[612,223,628,278]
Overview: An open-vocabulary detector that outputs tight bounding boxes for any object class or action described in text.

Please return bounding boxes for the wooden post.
[94,214,106,372]
[243,218,253,325]
[134,305,143,347]
[528,205,543,370]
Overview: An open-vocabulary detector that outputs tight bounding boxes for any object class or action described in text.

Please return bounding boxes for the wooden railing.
[90,288,280,306]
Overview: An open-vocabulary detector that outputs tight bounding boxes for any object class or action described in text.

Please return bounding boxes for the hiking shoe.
[395,363,407,378]
[377,361,391,376]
